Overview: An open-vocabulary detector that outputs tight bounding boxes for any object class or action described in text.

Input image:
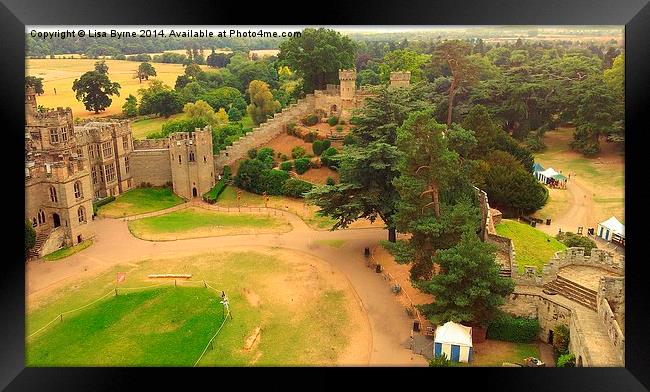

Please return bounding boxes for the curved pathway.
[27,202,427,366]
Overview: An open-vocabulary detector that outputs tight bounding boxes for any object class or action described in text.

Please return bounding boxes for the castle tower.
[25,87,37,124]
[390,71,411,88]
[339,69,357,100]
[169,127,215,200]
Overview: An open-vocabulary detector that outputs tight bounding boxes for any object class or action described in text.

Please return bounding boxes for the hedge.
[282,178,314,198]
[486,312,540,342]
[203,167,231,204]
[92,196,116,215]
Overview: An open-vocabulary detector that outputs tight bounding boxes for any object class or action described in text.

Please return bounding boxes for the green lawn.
[27,251,356,366]
[128,207,292,240]
[43,240,93,261]
[130,113,185,140]
[27,286,224,366]
[468,341,541,367]
[495,219,566,273]
[97,187,184,218]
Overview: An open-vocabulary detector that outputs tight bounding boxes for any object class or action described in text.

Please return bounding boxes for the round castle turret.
[339,69,357,100]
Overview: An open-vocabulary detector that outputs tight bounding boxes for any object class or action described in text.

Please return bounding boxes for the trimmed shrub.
[326,177,336,186]
[203,178,229,204]
[234,159,267,194]
[557,353,575,367]
[261,169,290,195]
[294,158,311,175]
[486,312,540,342]
[556,232,598,255]
[280,154,289,161]
[343,134,356,146]
[429,353,453,367]
[322,139,331,150]
[92,196,116,215]
[257,147,275,162]
[291,146,306,159]
[304,131,318,143]
[312,140,325,156]
[247,148,258,159]
[222,165,232,178]
[25,220,36,255]
[552,324,570,355]
[335,125,344,132]
[279,161,293,171]
[320,147,339,168]
[282,178,314,198]
[286,122,297,135]
[327,116,339,126]
[301,114,319,126]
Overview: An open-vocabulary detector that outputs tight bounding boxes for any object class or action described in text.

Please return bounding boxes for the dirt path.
[26,202,427,366]
[535,175,596,236]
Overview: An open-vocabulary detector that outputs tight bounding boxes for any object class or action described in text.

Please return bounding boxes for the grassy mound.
[97,187,184,218]
[495,219,566,272]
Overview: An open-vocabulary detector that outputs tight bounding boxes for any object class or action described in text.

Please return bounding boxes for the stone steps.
[544,275,597,311]
[499,269,512,278]
[28,230,51,259]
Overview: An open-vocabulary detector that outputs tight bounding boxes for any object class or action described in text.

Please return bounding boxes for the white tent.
[597,216,625,241]
[537,167,559,183]
[433,321,473,363]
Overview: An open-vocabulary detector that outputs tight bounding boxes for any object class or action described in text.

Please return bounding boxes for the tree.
[72,61,121,113]
[207,49,231,68]
[306,86,427,242]
[25,220,36,256]
[227,107,243,122]
[149,90,182,118]
[278,28,357,92]
[570,75,618,155]
[433,40,482,126]
[121,94,138,117]
[200,86,247,114]
[379,49,430,83]
[136,62,157,83]
[25,76,44,95]
[246,80,280,125]
[423,231,515,327]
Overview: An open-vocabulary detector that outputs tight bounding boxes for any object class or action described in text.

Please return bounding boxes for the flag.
[116,272,126,284]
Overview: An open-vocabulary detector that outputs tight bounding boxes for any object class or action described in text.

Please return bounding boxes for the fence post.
[175,279,177,287]
[60,314,63,322]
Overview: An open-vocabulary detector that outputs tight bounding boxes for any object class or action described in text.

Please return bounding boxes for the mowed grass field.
[26,59,208,118]
[43,240,93,261]
[97,187,185,218]
[26,250,364,366]
[128,207,292,240]
[27,286,224,366]
[534,127,624,223]
[495,219,566,272]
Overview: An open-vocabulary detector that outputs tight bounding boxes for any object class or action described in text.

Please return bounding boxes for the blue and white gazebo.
[433,321,473,363]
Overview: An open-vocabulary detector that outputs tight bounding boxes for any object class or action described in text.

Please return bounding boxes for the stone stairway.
[28,229,51,259]
[544,275,597,311]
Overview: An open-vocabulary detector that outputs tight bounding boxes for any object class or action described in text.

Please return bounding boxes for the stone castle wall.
[130,150,172,186]
[501,291,573,342]
[597,277,625,362]
[213,94,316,172]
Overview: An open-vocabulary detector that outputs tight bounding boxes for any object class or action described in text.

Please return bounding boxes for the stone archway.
[192,187,198,198]
[52,213,61,228]
[577,355,583,367]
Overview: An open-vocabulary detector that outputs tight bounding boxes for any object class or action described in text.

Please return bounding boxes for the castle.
[25,88,215,257]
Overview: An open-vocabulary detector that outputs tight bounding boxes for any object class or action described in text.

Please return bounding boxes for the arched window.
[49,186,58,202]
[189,152,195,162]
[38,209,45,224]
[178,155,182,164]
[74,181,83,199]
[78,206,86,223]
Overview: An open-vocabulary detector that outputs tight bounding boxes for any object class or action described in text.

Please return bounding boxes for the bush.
[25,220,36,255]
[234,159,267,194]
[320,147,339,168]
[247,148,258,159]
[429,353,453,367]
[552,324,570,355]
[557,353,576,367]
[280,154,289,161]
[222,165,232,178]
[327,116,339,126]
[279,161,293,171]
[486,312,540,342]
[282,178,314,198]
[326,177,336,186]
[335,125,344,133]
[291,146,306,159]
[294,158,311,174]
[343,134,356,146]
[286,122,297,135]
[312,140,325,156]
[304,131,318,143]
[301,114,319,126]
[555,232,598,255]
[92,196,116,215]
[227,107,243,122]
[261,169,290,195]
[257,147,275,162]
[203,177,229,204]
[322,139,331,150]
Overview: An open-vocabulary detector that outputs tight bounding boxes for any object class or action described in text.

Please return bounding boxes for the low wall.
[40,226,67,257]
[130,149,172,186]
[487,233,514,272]
[597,277,625,362]
[133,139,169,150]
[213,94,316,172]
[501,291,573,342]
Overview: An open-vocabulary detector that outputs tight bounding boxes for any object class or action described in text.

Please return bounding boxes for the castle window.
[189,152,195,162]
[38,210,45,224]
[99,165,105,183]
[105,163,116,182]
[178,155,182,164]
[91,166,98,184]
[78,206,86,223]
[89,145,95,159]
[122,135,129,151]
[76,147,83,157]
[49,129,59,144]
[74,181,83,199]
[49,186,58,203]
[127,178,133,188]
[125,156,130,173]
[61,126,68,142]
[102,142,113,158]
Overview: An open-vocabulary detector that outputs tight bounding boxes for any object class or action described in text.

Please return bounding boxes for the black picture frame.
[1,0,648,390]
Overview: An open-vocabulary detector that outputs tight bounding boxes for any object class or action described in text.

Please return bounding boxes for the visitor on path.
[54,87,56,95]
